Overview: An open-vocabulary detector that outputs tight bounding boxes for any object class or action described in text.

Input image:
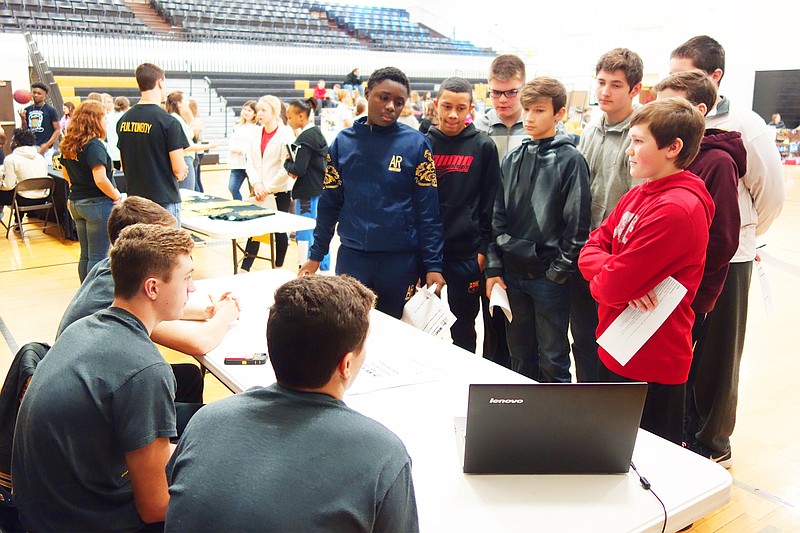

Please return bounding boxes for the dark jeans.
[336,246,422,319]
[241,191,291,271]
[504,271,571,382]
[194,152,204,193]
[686,261,752,454]
[599,362,685,445]
[480,274,512,368]
[443,256,481,353]
[569,274,601,382]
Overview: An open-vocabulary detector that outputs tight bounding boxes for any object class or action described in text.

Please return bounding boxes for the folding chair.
[0,341,49,532]
[5,177,62,241]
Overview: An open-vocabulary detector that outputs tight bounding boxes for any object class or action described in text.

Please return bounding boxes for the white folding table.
[179,190,315,273]
[192,270,731,532]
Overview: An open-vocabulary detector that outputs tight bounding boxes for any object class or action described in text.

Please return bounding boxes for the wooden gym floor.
[1,165,798,531]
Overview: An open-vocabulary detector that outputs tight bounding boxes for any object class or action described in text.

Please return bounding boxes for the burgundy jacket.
[688,129,747,314]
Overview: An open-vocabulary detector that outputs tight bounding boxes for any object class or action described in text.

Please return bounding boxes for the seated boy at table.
[165,275,419,532]
[578,98,714,444]
[13,224,194,531]
[57,196,240,410]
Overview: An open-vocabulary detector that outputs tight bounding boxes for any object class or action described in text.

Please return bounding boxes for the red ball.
[13,89,32,104]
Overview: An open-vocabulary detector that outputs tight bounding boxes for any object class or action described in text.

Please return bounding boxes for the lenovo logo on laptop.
[489,397,524,404]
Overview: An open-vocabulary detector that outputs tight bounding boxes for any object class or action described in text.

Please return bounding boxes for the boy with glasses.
[474,54,527,367]
[571,48,644,383]
[475,54,527,159]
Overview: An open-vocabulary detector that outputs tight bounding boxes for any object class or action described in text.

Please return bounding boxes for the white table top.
[179,190,315,241]
[192,270,731,533]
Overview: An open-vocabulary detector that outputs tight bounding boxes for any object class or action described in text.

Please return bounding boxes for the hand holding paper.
[401,284,456,340]
[489,283,512,323]
[597,277,686,367]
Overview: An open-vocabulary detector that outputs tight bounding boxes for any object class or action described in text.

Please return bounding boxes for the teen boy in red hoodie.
[578,98,714,444]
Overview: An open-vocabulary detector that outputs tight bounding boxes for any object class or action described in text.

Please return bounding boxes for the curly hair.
[59,100,106,160]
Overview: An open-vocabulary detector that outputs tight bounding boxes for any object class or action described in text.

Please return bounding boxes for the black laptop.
[462,382,647,474]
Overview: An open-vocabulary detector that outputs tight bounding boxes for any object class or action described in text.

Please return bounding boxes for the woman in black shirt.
[60,101,121,281]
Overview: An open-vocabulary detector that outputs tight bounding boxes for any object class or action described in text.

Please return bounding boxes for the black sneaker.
[686,440,732,469]
[709,449,733,469]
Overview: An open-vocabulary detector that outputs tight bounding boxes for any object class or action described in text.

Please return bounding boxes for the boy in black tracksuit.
[428,77,501,352]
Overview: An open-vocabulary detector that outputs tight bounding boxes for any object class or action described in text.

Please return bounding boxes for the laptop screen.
[463,382,647,474]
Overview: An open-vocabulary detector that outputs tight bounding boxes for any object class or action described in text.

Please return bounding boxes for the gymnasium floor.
[1,165,798,531]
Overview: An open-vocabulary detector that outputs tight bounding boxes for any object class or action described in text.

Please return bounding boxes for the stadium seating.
[2,0,492,55]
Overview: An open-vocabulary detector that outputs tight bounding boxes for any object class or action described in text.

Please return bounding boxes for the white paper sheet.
[756,260,775,316]
[597,276,687,366]
[489,283,512,322]
[400,284,456,340]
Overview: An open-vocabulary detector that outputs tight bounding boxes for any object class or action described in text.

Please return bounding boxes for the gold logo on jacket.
[415,149,437,187]
[388,155,403,173]
[323,154,342,189]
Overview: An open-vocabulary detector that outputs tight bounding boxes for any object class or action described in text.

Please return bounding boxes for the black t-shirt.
[116,103,188,205]
[62,138,114,201]
[24,103,60,147]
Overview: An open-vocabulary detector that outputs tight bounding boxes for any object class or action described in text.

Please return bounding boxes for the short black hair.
[288,97,317,117]
[31,82,48,93]
[268,275,376,390]
[367,67,410,95]
[11,128,36,147]
[671,35,725,83]
[438,77,473,103]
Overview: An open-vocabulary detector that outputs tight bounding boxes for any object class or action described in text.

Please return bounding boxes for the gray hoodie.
[578,111,642,230]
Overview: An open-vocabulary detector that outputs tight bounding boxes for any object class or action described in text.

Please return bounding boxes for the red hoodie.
[688,129,746,313]
[579,170,715,384]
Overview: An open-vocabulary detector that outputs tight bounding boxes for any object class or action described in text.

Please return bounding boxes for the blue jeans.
[343,83,364,96]
[179,156,196,191]
[504,271,572,382]
[68,196,114,282]
[163,202,182,227]
[295,196,329,271]
[228,169,248,200]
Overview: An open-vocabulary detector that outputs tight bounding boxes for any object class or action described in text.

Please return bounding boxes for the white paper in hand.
[597,276,686,367]
[401,284,456,340]
[756,261,775,316]
[489,283,512,323]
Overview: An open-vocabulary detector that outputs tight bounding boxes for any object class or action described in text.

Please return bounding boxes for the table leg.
[231,239,239,274]
[270,233,276,269]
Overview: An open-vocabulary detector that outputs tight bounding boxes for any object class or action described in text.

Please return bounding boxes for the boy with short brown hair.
[578,98,715,444]
[571,48,644,383]
[486,77,590,383]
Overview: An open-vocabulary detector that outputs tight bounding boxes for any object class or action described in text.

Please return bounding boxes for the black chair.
[5,177,61,241]
[0,341,49,532]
